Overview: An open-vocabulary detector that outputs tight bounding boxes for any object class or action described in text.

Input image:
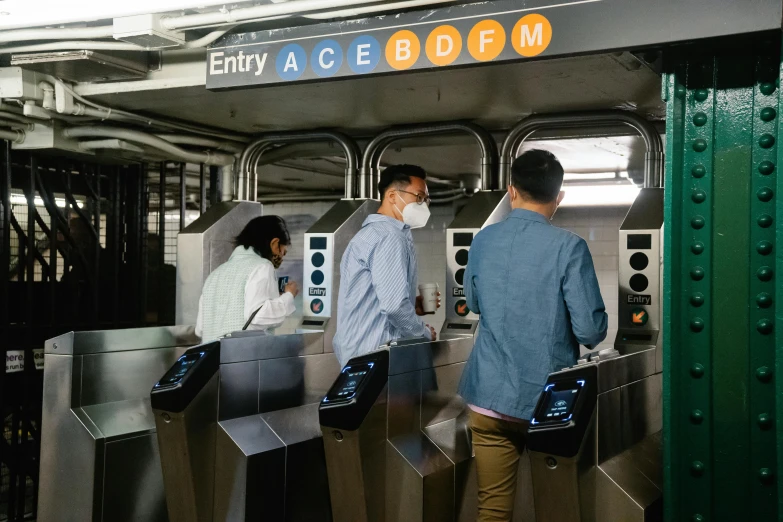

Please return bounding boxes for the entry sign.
[206,0,781,89]
[455,300,470,317]
[631,308,649,326]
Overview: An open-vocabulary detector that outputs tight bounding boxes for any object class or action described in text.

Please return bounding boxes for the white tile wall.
[264,200,628,354]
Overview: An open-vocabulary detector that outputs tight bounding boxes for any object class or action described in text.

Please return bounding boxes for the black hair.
[378,164,427,201]
[510,149,564,204]
[236,215,290,260]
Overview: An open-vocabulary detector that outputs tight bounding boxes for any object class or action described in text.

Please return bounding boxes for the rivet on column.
[756,240,773,255]
[690,266,705,280]
[757,214,773,228]
[693,139,708,152]
[691,461,705,476]
[691,363,705,378]
[759,133,776,148]
[760,107,777,121]
[758,161,775,175]
[691,215,706,229]
[690,293,705,307]
[690,318,705,332]
[690,409,704,424]
[758,413,773,430]
[755,366,772,382]
[756,266,773,282]
[691,189,707,204]
[756,292,773,308]
[694,89,709,102]
[691,242,705,255]
[757,187,774,202]
[756,319,773,335]
[760,82,776,95]
[758,468,774,484]
[693,112,708,126]
[692,164,706,178]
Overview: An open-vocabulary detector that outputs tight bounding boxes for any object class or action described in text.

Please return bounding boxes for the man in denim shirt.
[458,150,607,522]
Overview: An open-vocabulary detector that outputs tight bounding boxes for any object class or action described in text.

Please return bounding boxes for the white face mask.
[394,191,431,229]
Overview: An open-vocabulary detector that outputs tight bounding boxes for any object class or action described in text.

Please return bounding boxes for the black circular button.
[455,249,469,267]
[311,252,325,268]
[630,253,649,271]
[629,274,649,292]
[455,269,465,286]
[311,270,325,285]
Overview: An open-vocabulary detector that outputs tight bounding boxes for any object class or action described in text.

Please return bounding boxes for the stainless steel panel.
[103,434,168,522]
[596,438,662,521]
[80,347,185,406]
[597,373,662,464]
[81,399,156,439]
[213,416,286,522]
[281,434,333,522]
[594,467,647,522]
[512,453,537,522]
[388,337,472,376]
[421,362,468,430]
[45,326,198,355]
[386,434,454,522]
[261,403,322,446]
[387,371,421,439]
[323,388,388,522]
[38,354,101,522]
[595,348,656,393]
[176,200,263,325]
[156,373,219,522]
[257,353,340,413]
[219,331,325,363]
[219,360,260,421]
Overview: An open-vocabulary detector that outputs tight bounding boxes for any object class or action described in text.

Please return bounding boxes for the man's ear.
[557,190,566,205]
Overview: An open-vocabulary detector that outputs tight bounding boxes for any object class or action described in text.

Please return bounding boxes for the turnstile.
[152,330,341,522]
[37,326,200,522]
[319,336,477,522]
[528,188,664,522]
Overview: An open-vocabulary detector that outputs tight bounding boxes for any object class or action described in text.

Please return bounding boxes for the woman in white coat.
[195,215,299,341]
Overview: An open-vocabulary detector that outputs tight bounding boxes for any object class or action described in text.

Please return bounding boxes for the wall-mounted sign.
[206,0,780,90]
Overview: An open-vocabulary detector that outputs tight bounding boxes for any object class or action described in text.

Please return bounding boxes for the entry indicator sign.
[311,299,324,314]
[631,308,648,326]
[455,300,469,317]
[627,294,651,305]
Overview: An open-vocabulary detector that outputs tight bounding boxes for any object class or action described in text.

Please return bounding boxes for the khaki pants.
[469,410,530,522]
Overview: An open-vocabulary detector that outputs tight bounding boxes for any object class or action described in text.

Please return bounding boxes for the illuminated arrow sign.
[631,308,648,326]
[311,299,324,314]
[455,300,469,317]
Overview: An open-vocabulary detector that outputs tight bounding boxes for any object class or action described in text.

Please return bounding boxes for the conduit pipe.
[0,25,115,43]
[237,130,360,201]
[0,41,143,53]
[0,129,26,144]
[305,0,454,18]
[63,126,235,165]
[162,0,390,29]
[0,119,34,131]
[500,110,664,189]
[360,121,496,199]
[154,134,245,154]
[78,139,146,153]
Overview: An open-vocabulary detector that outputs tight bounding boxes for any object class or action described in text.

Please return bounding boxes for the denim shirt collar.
[508,208,551,225]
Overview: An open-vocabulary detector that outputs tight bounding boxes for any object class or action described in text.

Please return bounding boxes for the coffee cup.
[418,283,439,314]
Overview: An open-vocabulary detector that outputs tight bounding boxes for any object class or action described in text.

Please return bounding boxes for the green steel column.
[664,43,781,522]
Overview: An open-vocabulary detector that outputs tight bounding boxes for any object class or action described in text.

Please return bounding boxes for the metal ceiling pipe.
[360,121,496,199]
[0,128,25,144]
[500,110,664,189]
[236,130,361,201]
[63,126,236,165]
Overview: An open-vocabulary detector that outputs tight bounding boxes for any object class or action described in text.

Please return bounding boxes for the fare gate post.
[663,39,783,522]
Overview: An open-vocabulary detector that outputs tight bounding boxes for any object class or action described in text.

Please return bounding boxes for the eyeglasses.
[397,189,431,206]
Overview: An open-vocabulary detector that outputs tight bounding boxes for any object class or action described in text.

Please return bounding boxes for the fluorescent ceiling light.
[10,193,83,208]
[560,184,640,207]
[563,172,628,181]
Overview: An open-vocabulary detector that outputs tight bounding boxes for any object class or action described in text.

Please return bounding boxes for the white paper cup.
[419,283,439,314]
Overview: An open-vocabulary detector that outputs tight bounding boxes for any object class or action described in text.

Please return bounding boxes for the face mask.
[395,192,430,229]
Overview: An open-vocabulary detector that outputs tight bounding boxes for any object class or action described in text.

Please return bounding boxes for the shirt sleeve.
[244,263,296,330]
[195,295,203,338]
[370,235,432,340]
[562,238,608,349]
[464,239,480,315]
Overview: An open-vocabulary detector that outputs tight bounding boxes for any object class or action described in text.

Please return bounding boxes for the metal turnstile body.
[154,199,377,521]
[153,331,341,522]
[528,188,664,522]
[441,191,510,339]
[320,336,477,522]
[37,326,199,522]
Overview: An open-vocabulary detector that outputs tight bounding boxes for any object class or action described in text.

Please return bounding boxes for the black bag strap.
[242,304,264,330]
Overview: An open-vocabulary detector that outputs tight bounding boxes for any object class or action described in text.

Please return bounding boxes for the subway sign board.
[206,0,781,89]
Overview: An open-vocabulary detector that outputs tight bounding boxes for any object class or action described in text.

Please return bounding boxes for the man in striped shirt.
[332,165,438,367]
